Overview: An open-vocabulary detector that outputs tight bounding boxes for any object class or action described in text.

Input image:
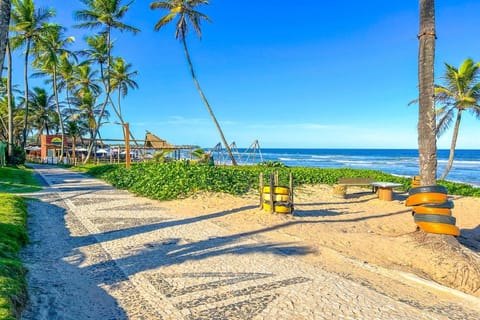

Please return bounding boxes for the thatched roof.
[144,131,178,149]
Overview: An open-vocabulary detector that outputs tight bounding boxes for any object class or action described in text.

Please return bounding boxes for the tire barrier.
[406,185,459,237]
[405,192,448,206]
[262,186,290,195]
[413,214,456,225]
[412,206,451,216]
[412,200,454,216]
[411,175,421,188]
[408,185,448,195]
[263,193,291,202]
[262,201,293,214]
[414,221,460,237]
[259,173,294,214]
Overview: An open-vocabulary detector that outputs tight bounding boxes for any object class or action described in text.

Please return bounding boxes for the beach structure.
[210,140,263,165]
[143,131,191,160]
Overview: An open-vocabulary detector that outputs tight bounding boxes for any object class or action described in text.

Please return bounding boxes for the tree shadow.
[21,199,130,319]
[458,225,480,252]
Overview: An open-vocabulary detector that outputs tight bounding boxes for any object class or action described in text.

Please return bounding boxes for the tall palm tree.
[57,54,78,114]
[417,0,437,185]
[0,0,11,79]
[32,24,75,160]
[10,0,55,147]
[109,56,141,150]
[110,57,137,117]
[74,0,139,163]
[435,58,480,180]
[150,0,237,165]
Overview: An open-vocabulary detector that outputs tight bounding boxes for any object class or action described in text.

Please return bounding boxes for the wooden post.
[269,174,274,213]
[125,122,131,169]
[274,171,279,186]
[259,172,264,209]
[289,172,294,212]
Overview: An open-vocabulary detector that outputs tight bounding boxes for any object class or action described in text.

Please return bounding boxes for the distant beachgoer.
[0,141,6,166]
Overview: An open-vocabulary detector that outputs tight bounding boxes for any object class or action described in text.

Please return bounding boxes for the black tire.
[414,214,456,225]
[408,185,448,195]
[421,200,454,209]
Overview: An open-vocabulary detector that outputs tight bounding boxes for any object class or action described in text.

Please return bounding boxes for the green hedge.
[84,162,480,200]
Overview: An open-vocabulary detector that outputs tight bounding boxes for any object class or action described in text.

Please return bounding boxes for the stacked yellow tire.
[405,185,459,236]
[262,186,293,214]
[411,175,421,188]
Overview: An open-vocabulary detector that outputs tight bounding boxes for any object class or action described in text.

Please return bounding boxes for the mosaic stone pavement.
[21,165,480,320]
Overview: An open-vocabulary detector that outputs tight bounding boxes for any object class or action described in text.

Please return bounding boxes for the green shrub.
[83,162,479,200]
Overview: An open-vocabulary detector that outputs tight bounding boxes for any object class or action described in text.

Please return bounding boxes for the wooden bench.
[337,178,376,194]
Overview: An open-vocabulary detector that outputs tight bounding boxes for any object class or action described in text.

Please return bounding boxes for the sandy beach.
[158,184,480,300]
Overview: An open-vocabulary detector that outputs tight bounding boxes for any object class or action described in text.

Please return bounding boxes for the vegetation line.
[80,162,480,200]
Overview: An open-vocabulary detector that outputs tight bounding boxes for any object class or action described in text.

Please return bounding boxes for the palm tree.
[150,0,237,165]
[25,87,56,143]
[434,58,480,180]
[0,0,11,79]
[10,0,55,147]
[72,62,101,97]
[109,56,141,149]
[64,119,81,164]
[417,0,437,185]
[74,0,139,163]
[110,57,137,117]
[32,24,75,160]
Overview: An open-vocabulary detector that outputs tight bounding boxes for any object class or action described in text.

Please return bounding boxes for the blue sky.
[16,0,480,149]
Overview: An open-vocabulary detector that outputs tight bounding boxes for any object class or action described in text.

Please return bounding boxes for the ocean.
[230,148,480,187]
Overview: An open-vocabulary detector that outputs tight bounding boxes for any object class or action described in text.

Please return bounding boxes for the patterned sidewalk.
[21,165,479,319]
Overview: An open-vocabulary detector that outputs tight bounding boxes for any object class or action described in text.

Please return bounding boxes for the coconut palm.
[0,0,11,78]
[72,62,101,98]
[417,0,437,185]
[150,0,237,165]
[57,54,78,114]
[434,58,480,180]
[10,0,55,147]
[25,87,57,143]
[32,24,75,160]
[108,56,141,151]
[110,57,137,117]
[74,0,139,163]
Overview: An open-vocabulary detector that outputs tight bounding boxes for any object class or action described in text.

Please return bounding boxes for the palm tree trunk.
[181,36,237,166]
[440,110,462,180]
[0,0,10,79]
[53,67,65,161]
[6,41,13,162]
[84,27,112,164]
[22,39,31,148]
[107,93,144,159]
[417,0,437,186]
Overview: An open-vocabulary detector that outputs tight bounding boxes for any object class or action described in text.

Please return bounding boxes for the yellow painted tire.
[263,193,291,202]
[405,192,448,206]
[263,202,292,214]
[413,206,452,216]
[415,221,460,237]
[262,186,290,195]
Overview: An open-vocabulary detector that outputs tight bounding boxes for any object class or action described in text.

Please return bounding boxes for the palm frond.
[436,108,455,137]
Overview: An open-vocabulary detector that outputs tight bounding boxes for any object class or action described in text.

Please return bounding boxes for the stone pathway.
[20,165,479,319]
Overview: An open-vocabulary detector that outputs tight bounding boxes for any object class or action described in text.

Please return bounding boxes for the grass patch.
[0,166,42,194]
[0,193,28,320]
[79,161,480,200]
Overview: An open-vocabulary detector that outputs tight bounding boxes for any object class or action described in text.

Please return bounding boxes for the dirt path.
[20,165,480,319]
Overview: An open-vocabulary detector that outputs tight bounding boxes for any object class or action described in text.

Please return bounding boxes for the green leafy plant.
[82,162,480,201]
